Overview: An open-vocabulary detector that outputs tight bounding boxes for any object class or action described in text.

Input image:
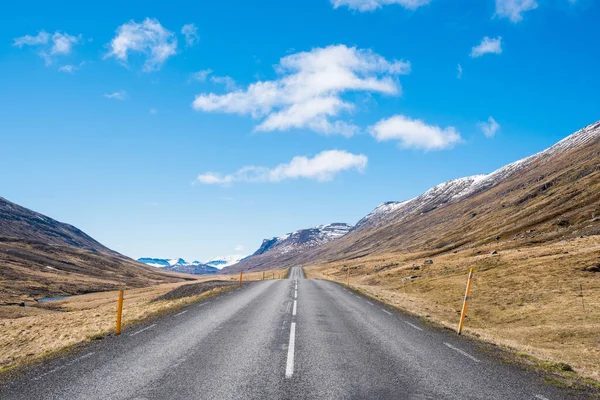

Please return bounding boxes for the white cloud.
[190,69,212,82]
[234,245,245,252]
[58,61,85,74]
[58,65,77,73]
[457,64,463,79]
[369,115,461,150]
[495,0,538,22]
[104,90,127,100]
[196,150,368,185]
[13,30,81,66]
[210,75,237,90]
[13,31,50,47]
[470,36,503,58]
[478,116,500,137]
[193,45,410,137]
[331,0,431,11]
[105,18,177,72]
[50,32,79,55]
[181,24,199,46]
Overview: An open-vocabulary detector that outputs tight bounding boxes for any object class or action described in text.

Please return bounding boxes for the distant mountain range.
[222,223,353,272]
[138,255,247,275]
[223,120,600,272]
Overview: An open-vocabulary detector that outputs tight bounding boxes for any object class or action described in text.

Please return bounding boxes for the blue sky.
[1,0,598,262]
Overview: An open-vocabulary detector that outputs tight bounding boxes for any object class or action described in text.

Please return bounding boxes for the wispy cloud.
[331,0,431,11]
[105,18,177,72]
[13,31,81,66]
[193,45,410,137]
[369,115,462,150]
[196,150,368,186]
[457,64,463,79]
[104,90,127,100]
[13,31,50,47]
[210,75,237,90]
[181,24,199,46]
[470,36,502,58]
[190,69,213,82]
[495,0,538,22]
[58,61,86,74]
[478,116,500,137]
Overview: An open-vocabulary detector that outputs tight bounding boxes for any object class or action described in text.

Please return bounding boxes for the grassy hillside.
[0,197,189,303]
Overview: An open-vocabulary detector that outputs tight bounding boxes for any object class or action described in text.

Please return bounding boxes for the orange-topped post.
[457,269,474,335]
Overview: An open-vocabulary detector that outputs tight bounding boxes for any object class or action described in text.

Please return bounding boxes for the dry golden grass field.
[0,268,285,374]
[306,236,600,382]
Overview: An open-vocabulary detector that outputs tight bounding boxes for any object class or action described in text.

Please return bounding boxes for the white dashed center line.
[443,342,480,363]
[294,290,297,299]
[285,322,297,378]
[129,324,157,337]
[292,300,297,316]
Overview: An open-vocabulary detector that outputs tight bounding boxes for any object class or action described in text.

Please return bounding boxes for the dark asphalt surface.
[0,267,586,399]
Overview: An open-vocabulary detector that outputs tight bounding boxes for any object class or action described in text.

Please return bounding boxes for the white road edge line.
[292,300,297,316]
[443,342,480,363]
[198,301,210,307]
[535,395,550,400]
[129,324,157,337]
[382,309,393,315]
[175,311,187,316]
[66,352,95,366]
[33,352,95,381]
[285,322,296,378]
[404,321,423,331]
[367,301,374,306]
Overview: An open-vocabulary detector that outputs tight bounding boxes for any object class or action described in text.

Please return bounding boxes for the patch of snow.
[355,121,600,230]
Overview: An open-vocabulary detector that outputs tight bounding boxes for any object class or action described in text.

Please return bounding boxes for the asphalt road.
[0,267,585,399]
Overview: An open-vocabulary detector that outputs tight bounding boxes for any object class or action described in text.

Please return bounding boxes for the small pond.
[37,296,71,303]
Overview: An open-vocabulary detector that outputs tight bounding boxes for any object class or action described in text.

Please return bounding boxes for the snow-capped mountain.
[137,257,219,275]
[222,223,353,272]
[356,121,600,231]
[205,255,247,269]
[250,223,353,257]
[138,254,248,274]
[137,258,188,268]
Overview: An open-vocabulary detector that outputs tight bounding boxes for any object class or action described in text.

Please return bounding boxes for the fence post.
[457,269,474,335]
[116,289,124,335]
[239,271,243,286]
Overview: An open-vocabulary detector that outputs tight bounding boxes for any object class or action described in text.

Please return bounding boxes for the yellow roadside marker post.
[457,269,474,335]
[272,273,275,280]
[262,271,265,280]
[239,271,243,286]
[116,289,124,335]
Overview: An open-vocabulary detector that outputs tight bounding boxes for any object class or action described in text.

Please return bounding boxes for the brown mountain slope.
[234,121,600,270]
[0,197,189,303]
